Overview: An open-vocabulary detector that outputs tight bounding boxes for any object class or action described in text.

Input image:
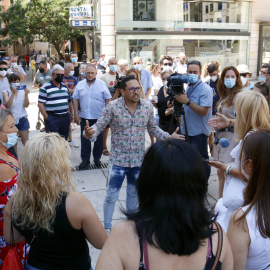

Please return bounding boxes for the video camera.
[166,73,188,112]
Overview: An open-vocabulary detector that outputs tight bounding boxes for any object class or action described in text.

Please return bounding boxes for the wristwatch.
[186,100,191,106]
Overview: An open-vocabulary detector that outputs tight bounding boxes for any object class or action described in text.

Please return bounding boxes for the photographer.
[175,60,212,180]
[9,55,27,81]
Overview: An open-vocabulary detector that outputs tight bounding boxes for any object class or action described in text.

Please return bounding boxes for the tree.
[0,0,85,56]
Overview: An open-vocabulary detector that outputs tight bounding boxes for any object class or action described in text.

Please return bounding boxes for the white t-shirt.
[3,87,28,124]
[175,63,187,74]
[151,75,162,95]
[0,76,10,104]
[100,72,117,89]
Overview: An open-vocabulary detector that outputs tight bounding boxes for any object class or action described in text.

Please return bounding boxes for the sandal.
[102,148,110,156]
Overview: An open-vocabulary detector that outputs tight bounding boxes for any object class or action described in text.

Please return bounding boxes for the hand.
[207,160,227,171]
[75,114,80,125]
[208,113,230,130]
[165,107,174,116]
[44,114,49,121]
[84,120,96,138]
[151,99,158,108]
[11,87,18,95]
[13,68,19,73]
[169,128,185,140]
[24,88,30,95]
[167,100,173,108]
[174,93,189,104]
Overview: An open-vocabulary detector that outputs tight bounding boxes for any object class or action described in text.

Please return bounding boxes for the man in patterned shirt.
[84,75,184,232]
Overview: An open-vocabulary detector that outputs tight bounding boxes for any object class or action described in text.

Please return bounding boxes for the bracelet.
[74,112,79,114]
[228,119,232,127]
[228,166,233,175]
[225,165,232,175]
[70,113,74,115]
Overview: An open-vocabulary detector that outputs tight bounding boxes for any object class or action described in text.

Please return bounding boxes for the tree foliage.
[0,0,85,54]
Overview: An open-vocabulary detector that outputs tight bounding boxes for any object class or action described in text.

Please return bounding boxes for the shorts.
[15,117,30,131]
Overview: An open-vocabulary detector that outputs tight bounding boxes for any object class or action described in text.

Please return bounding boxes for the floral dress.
[0,152,27,269]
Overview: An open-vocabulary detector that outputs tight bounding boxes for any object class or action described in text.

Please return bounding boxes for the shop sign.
[69,5,93,19]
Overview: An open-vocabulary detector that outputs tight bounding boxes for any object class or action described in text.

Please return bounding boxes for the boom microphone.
[214,127,230,148]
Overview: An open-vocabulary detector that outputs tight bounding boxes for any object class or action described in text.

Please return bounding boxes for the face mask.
[224,78,236,89]
[241,161,250,180]
[39,68,45,73]
[109,65,117,72]
[133,64,142,71]
[188,74,199,84]
[147,64,152,68]
[55,75,63,83]
[210,75,218,82]
[0,132,18,148]
[87,78,96,83]
[163,81,168,87]
[11,83,20,88]
[0,71,6,77]
[80,72,86,77]
[68,71,75,76]
[259,75,267,82]
[71,58,77,63]
[163,65,173,72]
[241,76,247,86]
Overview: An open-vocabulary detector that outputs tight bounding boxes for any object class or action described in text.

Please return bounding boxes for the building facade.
[93,0,270,78]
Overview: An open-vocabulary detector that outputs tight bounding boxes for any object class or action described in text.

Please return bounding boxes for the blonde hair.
[235,91,270,141]
[126,68,145,99]
[12,133,76,232]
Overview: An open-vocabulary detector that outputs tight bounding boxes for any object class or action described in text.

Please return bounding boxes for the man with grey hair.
[118,59,129,77]
[63,62,78,147]
[175,52,187,74]
[38,64,74,140]
[73,64,111,169]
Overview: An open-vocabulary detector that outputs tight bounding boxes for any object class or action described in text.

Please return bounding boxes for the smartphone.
[203,157,219,162]
[16,85,27,90]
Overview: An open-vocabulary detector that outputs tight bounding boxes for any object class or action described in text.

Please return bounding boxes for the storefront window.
[261,26,270,64]
[115,0,251,32]
[116,35,249,68]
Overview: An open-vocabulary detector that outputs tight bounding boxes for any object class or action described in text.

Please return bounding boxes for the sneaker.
[71,122,76,130]
[69,141,79,148]
[105,228,111,236]
[94,159,102,168]
[78,161,90,170]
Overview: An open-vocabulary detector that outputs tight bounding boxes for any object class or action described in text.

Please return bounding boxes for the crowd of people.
[0,50,269,269]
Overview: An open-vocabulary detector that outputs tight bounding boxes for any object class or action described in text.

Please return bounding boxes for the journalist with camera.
[174,60,213,180]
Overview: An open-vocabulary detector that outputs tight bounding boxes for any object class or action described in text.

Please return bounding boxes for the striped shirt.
[38,81,71,115]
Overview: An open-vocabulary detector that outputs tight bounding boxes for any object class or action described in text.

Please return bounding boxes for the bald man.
[100,57,119,156]
[132,56,153,99]
[175,53,187,74]
[63,62,79,148]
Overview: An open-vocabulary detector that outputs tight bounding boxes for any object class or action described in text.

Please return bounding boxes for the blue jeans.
[188,134,211,181]
[104,165,141,229]
[80,118,104,162]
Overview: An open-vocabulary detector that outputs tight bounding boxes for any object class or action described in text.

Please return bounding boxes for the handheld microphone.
[214,127,230,148]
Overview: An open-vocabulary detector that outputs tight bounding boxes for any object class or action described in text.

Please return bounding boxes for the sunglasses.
[0,68,8,71]
[126,87,142,93]
[163,63,173,66]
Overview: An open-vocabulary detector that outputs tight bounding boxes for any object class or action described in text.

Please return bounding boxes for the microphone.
[214,127,230,148]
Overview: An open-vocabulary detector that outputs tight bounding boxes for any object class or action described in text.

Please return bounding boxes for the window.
[206,5,209,14]
[218,3,222,10]
[133,0,155,21]
[210,4,213,12]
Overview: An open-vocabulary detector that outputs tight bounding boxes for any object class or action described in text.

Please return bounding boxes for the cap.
[100,54,105,57]
[237,64,252,76]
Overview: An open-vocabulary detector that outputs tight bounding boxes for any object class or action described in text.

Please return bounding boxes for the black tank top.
[13,194,91,270]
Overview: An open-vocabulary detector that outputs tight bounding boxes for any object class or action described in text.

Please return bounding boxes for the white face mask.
[163,65,173,72]
[210,75,218,82]
[241,76,247,86]
[163,81,168,87]
[0,71,7,77]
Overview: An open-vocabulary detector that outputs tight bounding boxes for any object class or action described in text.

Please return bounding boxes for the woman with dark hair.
[96,139,233,270]
[227,130,270,270]
[213,66,242,198]
[253,81,270,106]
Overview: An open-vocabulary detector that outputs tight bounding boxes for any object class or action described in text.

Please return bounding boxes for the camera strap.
[187,80,202,99]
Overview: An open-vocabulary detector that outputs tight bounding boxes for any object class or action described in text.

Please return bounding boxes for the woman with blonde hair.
[150,63,162,96]
[212,66,242,198]
[208,90,270,232]
[4,132,107,270]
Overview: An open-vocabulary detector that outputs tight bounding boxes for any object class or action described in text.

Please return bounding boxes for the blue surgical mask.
[188,74,199,84]
[224,78,236,89]
[11,82,20,88]
[71,58,77,63]
[109,65,117,72]
[80,72,86,77]
[68,71,75,76]
[259,75,267,82]
[133,64,142,71]
[0,131,18,148]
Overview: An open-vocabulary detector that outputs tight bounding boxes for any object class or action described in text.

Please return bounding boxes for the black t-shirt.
[157,86,177,133]
[74,64,80,78]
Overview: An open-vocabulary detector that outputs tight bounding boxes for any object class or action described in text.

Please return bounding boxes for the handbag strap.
[212,221,223,270]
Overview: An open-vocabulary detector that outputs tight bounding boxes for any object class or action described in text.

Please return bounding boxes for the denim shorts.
[15,117,30,131]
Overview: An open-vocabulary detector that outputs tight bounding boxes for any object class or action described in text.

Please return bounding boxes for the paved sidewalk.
[16,69,219,268]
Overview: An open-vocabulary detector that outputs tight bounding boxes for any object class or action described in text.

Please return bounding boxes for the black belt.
[47,112,68,117]
[219,126,234,132]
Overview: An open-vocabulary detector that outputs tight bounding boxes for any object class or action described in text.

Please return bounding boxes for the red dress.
[0,152,27,269]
